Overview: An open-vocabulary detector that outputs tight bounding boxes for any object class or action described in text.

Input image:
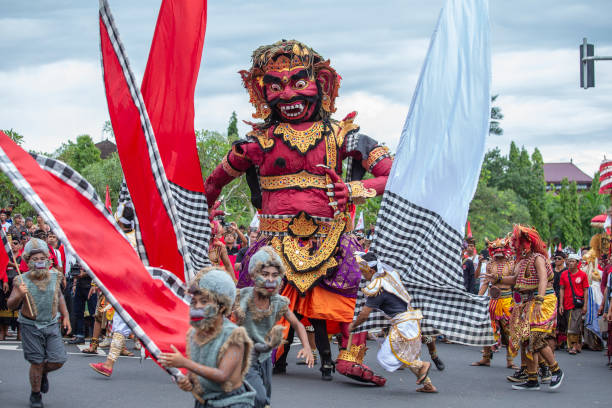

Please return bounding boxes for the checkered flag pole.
[100,0,206,281]
[100,0,212,279]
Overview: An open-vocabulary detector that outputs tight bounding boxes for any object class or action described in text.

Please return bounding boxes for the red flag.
[141,0,207,193]
[557,242,562,251]
[466,221,472,238]
[100,1,187,281]
[0,131,189,375]
[105,185,112,212]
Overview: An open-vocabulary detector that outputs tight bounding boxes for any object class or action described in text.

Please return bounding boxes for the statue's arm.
[203,141,262,205]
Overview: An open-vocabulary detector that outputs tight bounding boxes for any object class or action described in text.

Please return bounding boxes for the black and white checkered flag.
[353,0,494,346]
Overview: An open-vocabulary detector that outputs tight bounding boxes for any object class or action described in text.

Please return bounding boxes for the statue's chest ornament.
[274,122,325,155]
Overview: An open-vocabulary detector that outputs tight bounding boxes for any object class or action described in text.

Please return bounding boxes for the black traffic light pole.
[581,37,612,89]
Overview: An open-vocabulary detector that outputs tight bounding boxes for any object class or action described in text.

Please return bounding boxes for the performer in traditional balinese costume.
[349,252,437,393]
[81,288,110,354]
[204,40,391,384]
[7,238,71,408]
[488,225,564,391]
[234,246,314,408]
[160,267,255,408]
[209,220,235,281]
[473,235,517,368]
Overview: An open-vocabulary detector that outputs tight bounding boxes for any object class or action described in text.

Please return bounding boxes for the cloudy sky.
[1,0,610,175]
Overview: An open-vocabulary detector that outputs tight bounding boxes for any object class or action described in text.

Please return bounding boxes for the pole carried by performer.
[349,252,437,393]
[204,39,391,384]
[485,225,564,391]
[473,235,517,369]
[159,268,256,407]
[233,247,314,408]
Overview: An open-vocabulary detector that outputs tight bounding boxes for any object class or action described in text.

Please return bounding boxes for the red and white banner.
[0,131,189,377]
[599,159,612,195]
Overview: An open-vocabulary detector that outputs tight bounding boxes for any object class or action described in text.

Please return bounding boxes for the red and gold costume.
[508,226,557,359]
[204,40,392,384]
[473,236,516,367]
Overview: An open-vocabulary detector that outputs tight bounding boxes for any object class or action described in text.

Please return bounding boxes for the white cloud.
[0,60,108,152]
[1,0,610,182]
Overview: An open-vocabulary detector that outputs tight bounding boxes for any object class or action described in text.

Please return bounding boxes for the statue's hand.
[209,200,225,221]
[320,166,348,213]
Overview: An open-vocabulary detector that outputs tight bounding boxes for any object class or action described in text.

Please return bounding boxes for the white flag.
[357,0,494,346]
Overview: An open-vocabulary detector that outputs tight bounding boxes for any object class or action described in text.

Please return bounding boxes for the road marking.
[0,344,20,351]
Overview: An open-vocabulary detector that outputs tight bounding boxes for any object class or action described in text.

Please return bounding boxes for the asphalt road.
[0,336,610,408]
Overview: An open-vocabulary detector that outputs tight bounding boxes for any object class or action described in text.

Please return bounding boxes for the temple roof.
[543,162,592,184]
[95,139,117,159]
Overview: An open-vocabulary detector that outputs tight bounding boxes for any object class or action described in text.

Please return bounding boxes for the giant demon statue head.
[240,40,340,125]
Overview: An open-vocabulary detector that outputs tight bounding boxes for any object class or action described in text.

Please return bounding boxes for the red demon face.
[263,67,319,123]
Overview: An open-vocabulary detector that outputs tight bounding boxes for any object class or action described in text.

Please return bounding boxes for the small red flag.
[557,242,562,251]
[105,185,112,212]
[466,221,472,238]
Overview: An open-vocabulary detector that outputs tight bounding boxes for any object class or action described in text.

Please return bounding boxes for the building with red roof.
[543,161,592,191]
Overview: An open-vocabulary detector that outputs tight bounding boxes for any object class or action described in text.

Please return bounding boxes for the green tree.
[558,178,583,250]
[481,147,508,189]
[227,112,239,143]
[526,148,550,241]
[0,130,35,216]
[468,176,531,249]
[2,128,24,145]
[80,153,124,209]
[56,134,102,173]
[489,94,503,136]
[197,125,254,227]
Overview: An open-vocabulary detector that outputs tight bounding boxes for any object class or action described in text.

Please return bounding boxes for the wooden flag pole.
[11,252,34,317]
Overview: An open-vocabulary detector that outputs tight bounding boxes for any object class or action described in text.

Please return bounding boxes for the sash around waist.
[390,309,423,326]
[259,171,327,191]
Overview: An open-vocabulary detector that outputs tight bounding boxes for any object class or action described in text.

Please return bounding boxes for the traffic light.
[580,41,594,89]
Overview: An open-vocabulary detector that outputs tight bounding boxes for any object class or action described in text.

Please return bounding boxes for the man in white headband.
[349,252,437,393]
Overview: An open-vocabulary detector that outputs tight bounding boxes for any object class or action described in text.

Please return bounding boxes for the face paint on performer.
[189,292,221,331]
[263,66,320,123]
[254,265,283,297]
[28,253,50,278]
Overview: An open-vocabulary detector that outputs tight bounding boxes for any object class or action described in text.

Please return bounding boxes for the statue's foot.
[336,359,386,386]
